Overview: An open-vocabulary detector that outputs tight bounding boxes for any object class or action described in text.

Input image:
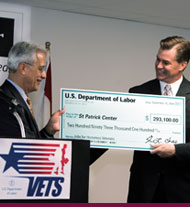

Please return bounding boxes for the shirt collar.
[159,76,183,96]
[7,78,28,103]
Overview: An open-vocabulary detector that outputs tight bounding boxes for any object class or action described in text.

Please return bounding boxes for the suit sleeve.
[40,128,54,139]
[175,143,190,162]
[175,94,190,162]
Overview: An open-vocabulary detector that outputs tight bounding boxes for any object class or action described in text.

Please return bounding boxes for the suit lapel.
[151,78,190,96]
[151,79,161,95]
[1,80,40,135]
[177,77,190,96]
[1,80,29,110]
[145,79,161,95]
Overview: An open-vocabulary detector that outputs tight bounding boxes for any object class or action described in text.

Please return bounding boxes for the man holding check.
[127,36,190,202]
[0,41,64,139]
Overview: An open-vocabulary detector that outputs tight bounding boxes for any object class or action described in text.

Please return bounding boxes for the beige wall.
[1,2,190,202]
[29,7,190,202]
[30,7,190,203]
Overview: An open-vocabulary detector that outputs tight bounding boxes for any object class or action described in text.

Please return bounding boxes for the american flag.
[34,42,52,129]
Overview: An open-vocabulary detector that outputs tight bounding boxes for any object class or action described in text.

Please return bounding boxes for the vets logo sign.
[0,138,72,199]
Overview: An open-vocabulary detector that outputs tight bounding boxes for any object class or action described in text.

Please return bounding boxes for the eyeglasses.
[24,62,46,72]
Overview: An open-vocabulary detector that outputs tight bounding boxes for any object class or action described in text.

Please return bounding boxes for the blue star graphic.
[0,144,24,173]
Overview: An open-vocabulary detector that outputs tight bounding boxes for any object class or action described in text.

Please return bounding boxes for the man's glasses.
[24,62,46,72]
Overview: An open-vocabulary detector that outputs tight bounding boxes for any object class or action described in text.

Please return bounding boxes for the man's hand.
[150,143,176,158]
[45,109,65,135]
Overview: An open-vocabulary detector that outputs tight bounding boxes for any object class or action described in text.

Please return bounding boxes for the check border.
[60,88,185,150]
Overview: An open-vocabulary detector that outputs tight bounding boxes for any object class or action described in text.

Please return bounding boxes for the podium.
[0,138,90,203]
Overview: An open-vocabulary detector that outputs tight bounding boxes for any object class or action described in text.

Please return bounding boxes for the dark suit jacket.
[0,80,51,139]
[127,77,190,203]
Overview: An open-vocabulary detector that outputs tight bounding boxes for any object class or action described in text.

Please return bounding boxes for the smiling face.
[23,51,47,93]
[155,46,187,84]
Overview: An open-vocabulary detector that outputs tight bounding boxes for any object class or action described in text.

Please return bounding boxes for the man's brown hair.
[160,36,190,63]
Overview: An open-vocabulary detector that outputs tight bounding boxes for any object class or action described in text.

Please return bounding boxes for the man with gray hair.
[0,41,64,138]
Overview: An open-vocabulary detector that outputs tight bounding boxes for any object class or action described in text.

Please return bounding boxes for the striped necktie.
[163,84,172,96]
[26,96,34,116]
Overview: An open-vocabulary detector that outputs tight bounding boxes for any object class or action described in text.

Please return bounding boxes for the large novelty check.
[60,89,185,150]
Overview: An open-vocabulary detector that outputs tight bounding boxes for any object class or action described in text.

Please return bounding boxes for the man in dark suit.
[0,41,64,138]
[127,36,190,202]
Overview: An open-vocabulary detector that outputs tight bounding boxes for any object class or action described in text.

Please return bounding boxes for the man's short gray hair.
[7,41,47,73]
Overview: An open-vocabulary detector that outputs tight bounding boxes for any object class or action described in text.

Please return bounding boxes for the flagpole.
[44,41,52,117]
[45,41,50,52]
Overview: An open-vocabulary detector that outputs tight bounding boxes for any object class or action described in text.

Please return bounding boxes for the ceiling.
[2,0,190,29]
